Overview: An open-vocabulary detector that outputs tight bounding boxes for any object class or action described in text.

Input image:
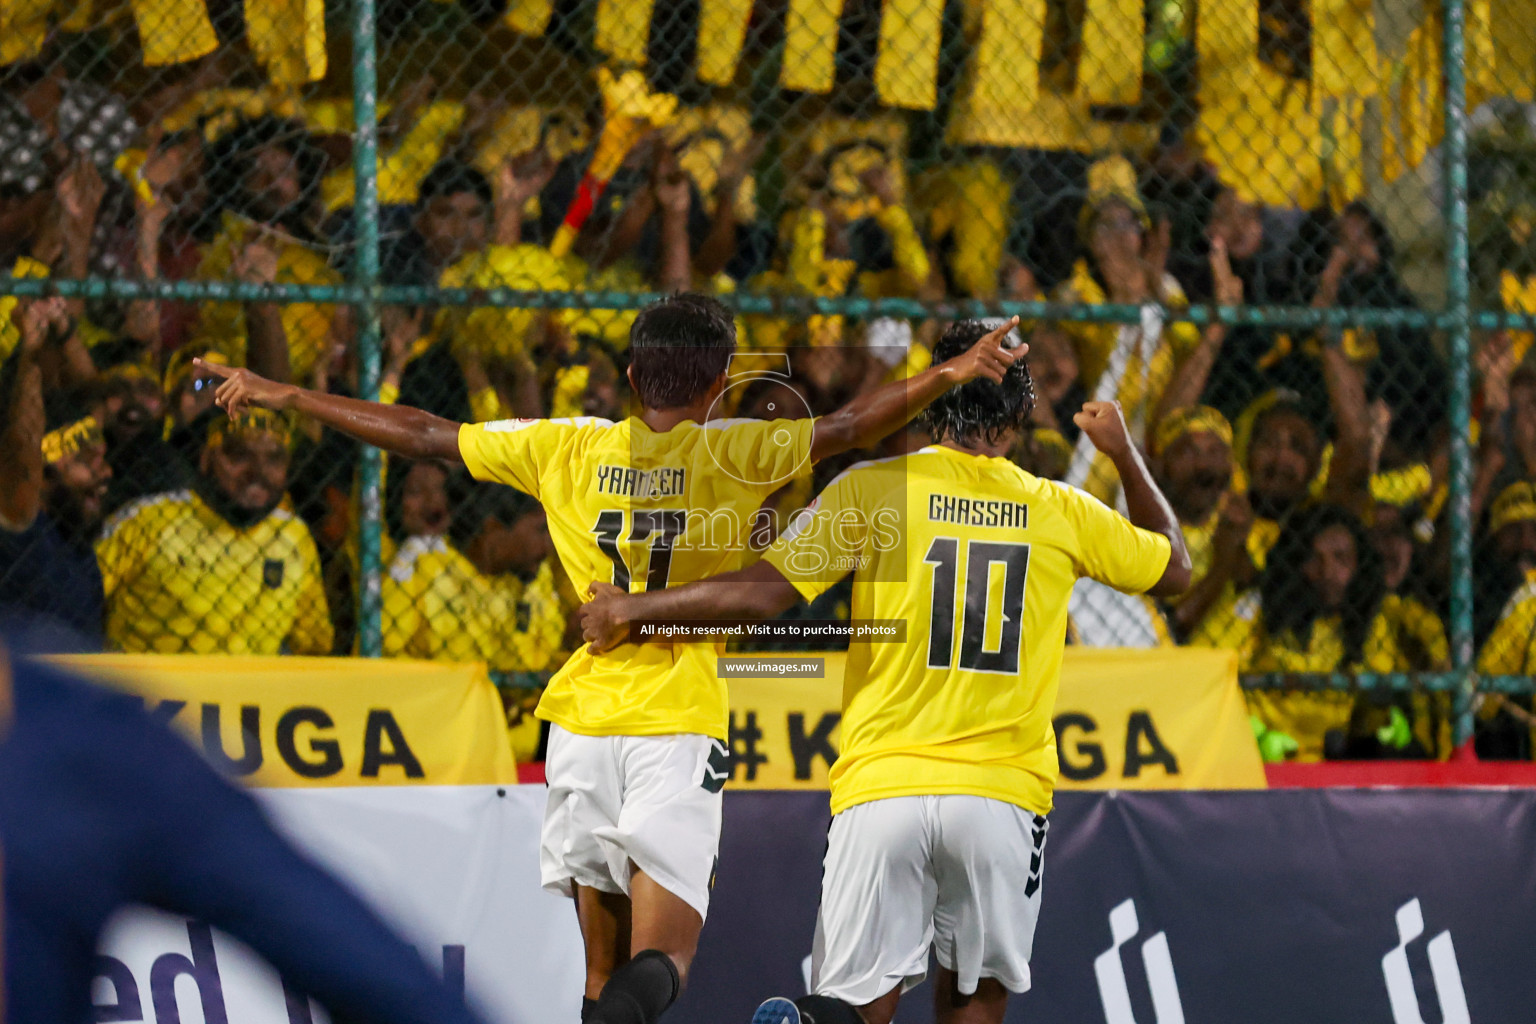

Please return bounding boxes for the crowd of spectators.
[3,35,1535,765]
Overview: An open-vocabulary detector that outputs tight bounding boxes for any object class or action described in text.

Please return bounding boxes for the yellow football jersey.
[1479,576,1536,675]
[97,490,332,655]
[762,444,1172,816]
[383,535,566,673]
[459,415,817,739]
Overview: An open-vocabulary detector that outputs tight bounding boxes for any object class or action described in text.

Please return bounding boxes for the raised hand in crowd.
[493,148,557,247]
[1473,332,1519,521]
[1143,215,1174,305]
[694,135,765,279]
[1155,238,1244,427]
[1313,242,1352,309]
[653,147,693,293]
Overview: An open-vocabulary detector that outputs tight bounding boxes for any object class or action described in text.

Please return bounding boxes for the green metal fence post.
[1443,0,1477,746]
[351,0,384,657]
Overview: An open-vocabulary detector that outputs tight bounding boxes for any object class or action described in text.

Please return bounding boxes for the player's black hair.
[921,319,1035,448]
[446,476,541,552]
[626,293,736,410]
[416,159,493,211]
[1260,504,1384,666]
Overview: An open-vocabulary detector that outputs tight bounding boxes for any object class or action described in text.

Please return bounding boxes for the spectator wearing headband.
[0,298,109,640]
[95,362,192,516]
[95,408,331,654]
[1150,407,1257,642]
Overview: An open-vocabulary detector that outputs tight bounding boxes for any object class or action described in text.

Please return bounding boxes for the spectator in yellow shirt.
[95,408,332,655]
[1474,483,1536,757]
[1236,504,1438,760]
[194,117,342,386]
[382,478,562,673]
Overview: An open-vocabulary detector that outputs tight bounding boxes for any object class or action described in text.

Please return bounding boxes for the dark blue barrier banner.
[676,790,1536,1024]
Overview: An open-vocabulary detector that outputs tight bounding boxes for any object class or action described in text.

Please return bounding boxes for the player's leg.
[584,734,725,1024]
[930,796,1048,1021]
[932,970,1008,1024]
[574,883,632,1003]
[628,866,703,981]
[799,796,938,1024]
[541,727,631,1016]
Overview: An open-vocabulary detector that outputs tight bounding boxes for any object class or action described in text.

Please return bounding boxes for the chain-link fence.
[4,0,1536,762]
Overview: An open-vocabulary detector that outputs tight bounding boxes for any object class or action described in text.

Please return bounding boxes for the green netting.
[6,0,1536,760]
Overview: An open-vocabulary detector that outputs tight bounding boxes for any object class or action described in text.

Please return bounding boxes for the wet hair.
[1260,504,1384,666]
[626,293,736,410]
[416,159,492,211]
[921,319,1035,448]
[447,476,542,552]
[205,116,327,235]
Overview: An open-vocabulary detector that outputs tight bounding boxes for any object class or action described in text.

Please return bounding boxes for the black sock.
[587,950,681,1024]
[582,997,599,1022]
[796,995,864,1024]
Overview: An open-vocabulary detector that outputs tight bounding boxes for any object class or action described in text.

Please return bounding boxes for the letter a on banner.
[1094,899,1185,1024]
[1382,900,1470,1024]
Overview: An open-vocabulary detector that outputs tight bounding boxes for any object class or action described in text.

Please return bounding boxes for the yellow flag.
[1312,0,1379,99]
[1079,0,1144,105]
[782,0,845,94]
[698,0,754,84]
[875,0,944,109]
[595,0,655,64]
[131,0,218,66]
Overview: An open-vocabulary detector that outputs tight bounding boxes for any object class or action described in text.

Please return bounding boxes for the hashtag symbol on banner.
[729,712,767,781]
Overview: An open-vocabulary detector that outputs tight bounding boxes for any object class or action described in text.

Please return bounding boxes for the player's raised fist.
[193,359,294,419]
[1073,400,1134,459]
[581,581,633,655]
[937,315,1024,386]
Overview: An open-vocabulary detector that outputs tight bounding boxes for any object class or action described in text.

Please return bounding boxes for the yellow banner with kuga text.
[52,655,519,788]
[723,648,1265,790]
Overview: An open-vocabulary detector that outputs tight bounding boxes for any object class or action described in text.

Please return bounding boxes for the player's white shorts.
[810,794,1049,1005]
[540,725,728,921]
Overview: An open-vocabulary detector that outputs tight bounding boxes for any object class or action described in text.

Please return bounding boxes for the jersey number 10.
[593,509,686,592]
[924,537,1030,674]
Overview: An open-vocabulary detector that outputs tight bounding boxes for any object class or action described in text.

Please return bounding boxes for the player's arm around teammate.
[191,312,1023,472]
[577,399,1191,651]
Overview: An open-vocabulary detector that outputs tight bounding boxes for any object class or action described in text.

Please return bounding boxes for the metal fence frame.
[3,0,1527,746]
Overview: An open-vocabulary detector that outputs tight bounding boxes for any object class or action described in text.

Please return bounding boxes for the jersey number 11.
[924,537,1030,674]
[593,510,686,592]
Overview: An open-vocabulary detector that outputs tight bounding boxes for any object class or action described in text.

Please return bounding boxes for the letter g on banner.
[1094,899,1185,1024]
[1382,899,1470,1024]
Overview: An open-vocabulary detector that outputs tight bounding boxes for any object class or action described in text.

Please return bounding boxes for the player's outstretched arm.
[809,315,1023,463]
[579,561,800,654]
[1074,400,1193,598]
[194,359,464,464]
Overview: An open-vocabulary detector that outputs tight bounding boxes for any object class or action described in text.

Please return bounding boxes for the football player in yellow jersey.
[196,294,1021,1024]
[578,319,1191,1024]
